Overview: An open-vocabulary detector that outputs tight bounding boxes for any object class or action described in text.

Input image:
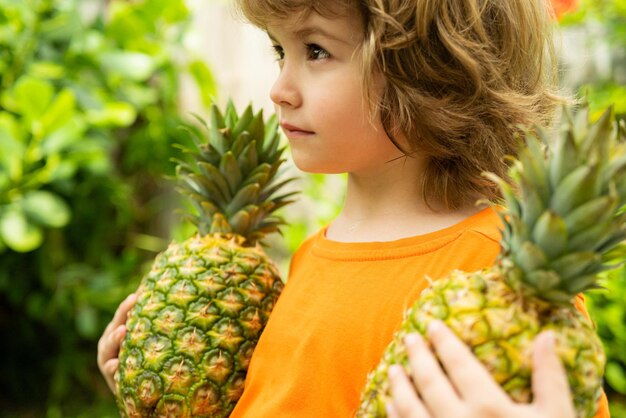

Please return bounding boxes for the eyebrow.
[267,26,355,46]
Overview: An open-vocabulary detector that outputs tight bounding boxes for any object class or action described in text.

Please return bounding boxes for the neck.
[326,156,483,242]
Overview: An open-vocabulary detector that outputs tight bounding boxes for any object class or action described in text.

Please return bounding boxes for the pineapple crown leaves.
[487,104,626,304]
[174,101,298,245]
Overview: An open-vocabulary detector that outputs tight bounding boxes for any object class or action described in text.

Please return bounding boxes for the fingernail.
[388,365,402,379]
[404,333,421,348]
[543,330,555,348]
[427,320,443,337]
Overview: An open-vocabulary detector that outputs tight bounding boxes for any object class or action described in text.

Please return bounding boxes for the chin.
[291,158,345,175]
[295,162,346,174]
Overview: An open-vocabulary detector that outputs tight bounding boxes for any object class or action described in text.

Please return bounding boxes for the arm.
[387,321,576,418]
[97,293,137,393]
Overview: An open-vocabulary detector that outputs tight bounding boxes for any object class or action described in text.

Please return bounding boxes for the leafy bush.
[559,0,626,122]
[588,266,626,416]
[0,0,214,415]
[1,0,622,416]
[558,1,626,413]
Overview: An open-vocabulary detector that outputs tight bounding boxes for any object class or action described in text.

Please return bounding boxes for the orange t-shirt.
[230,207,609,417]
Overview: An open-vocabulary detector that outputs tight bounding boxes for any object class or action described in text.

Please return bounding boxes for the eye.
[306,43,330,60]
[271,44,285,61]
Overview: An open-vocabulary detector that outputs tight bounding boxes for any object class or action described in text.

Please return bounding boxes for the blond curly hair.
[236,0,563,209]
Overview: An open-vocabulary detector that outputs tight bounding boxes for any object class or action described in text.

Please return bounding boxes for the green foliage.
[268,172,344,277]
[559,2,626,411]
[1,0,623,416]
[283,174,345,250]
[587,265,626,416]
[559,0,626,121]
[0,0,215,415]
[559,0,626,41]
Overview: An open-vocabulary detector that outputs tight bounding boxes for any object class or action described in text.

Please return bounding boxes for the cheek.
[313,78,369,135]
[323,89,395,150]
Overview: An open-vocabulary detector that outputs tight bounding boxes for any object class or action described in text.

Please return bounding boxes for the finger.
[102,293,137,336]
[531,331,575,416]
[403,331,462,416]
[386,401,427,418]
[426,321,509,403]
[386,402,400,418]
[99,293,135,353]
[102,358,119,393]
[98,324,126,368]
[389,365,430,418]
[113,293,138,325]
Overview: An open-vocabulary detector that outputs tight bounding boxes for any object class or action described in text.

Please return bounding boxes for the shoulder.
[445,207,503,270]
[459,206,502,245]
[287,229,321,276]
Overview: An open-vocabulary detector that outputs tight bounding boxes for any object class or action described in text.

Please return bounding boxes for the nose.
[269,63,302,108]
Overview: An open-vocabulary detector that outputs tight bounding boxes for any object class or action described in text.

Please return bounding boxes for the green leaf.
[514,241,548,273]
[0,209,43,252]
[227,183,260,215]
[13,76,55,120]
[86,102,137,127]
[197,162,232,202]
[483,172,521,218]
[40,88,76,136]
[21,190,71,228]
[583,83,626,118]
[520,133,550,204]
[231,105,254,139]
[28,61,65,80]
[76,305,99,339]
[549,165,598,216]
[220,151,243,195]
[0,112,21,143]
[49,160,78,182]
[606,361,626,393]
[0,118,24,182]
[119,84,159,109]
[39,8,83,41]
[41,117,87,156]
[549,130,578,190]
[563,196,617,236]
[98,51,157,81]
[532,210,568,259]
[72,30,107,56]
[189,60,217,108]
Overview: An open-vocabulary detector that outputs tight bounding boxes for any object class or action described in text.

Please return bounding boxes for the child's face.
[267,11,403,175]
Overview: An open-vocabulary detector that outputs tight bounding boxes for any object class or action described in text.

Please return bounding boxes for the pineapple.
[115,102,296,418]
[357,105,626,418]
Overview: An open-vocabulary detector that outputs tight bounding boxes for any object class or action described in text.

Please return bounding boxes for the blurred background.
[0,0,624,416]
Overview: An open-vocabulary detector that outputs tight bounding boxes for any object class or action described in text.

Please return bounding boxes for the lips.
[280,122,315,137]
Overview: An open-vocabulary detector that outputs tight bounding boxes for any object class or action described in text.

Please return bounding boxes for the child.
[98,0,610,416]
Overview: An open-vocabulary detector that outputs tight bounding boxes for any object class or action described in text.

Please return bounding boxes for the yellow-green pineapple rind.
[357,269,606,418]
[115,102,294,417]
[357,105,624,418]
[116,235,283,418]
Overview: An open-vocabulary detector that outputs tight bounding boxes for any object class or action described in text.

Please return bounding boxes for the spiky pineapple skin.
[116,234,283,418]
[357,267,605,418]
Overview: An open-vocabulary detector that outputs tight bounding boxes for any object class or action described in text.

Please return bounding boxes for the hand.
[97,293,137,394]
[386,321,576,418]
